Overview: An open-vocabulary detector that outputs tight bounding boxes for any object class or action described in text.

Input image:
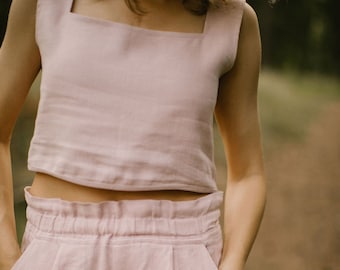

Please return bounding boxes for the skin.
[0,0,265,269]
[0,0,41,268]
[215,4,266,269]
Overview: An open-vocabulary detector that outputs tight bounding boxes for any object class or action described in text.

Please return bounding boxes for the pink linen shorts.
[12,187,224,270]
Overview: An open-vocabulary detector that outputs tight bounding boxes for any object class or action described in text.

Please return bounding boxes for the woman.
[0,0,266,269]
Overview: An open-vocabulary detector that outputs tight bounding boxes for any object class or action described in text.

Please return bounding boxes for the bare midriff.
[30,172,208,202]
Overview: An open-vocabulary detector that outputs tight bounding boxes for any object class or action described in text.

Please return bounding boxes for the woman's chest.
[70,0,207,34]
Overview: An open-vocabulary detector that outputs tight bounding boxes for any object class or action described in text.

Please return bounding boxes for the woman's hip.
[12,187,224,269]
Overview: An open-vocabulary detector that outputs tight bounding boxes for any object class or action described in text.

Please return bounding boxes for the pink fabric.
[27,0,245,193]
[12,187,223,270]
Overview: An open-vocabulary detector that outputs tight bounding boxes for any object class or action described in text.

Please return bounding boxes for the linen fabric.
[27,0,245,192]
[12,188,223,270]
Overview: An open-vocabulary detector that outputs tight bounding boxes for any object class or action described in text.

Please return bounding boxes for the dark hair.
[124,0,224,16]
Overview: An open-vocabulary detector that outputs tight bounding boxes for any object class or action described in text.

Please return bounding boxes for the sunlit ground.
[13,70,340,269]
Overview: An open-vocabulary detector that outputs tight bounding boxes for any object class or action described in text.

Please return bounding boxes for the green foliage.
[259,69,340,146]
[0,0,11,46]
[14,201,27,244]
[251,0,340,76]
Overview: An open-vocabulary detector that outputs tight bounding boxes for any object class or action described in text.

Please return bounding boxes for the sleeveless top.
[28,0,245,193]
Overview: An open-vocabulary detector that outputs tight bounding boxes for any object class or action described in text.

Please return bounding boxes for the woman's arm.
[214,4,266,270]
[0,0,41,268]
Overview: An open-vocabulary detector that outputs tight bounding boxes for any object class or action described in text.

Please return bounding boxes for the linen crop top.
[28,0,245,193]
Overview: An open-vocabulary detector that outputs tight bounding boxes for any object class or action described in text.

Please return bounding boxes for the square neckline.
[67,0,211,38]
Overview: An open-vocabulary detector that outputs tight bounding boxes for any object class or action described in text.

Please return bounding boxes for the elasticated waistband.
[24,187,223,237]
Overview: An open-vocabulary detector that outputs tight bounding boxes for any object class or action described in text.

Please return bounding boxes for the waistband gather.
[24,187,223,237]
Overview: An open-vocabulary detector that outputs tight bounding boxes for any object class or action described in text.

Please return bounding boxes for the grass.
[258,69,340,147]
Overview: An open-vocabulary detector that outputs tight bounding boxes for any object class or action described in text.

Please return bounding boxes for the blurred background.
[1,0,340,269]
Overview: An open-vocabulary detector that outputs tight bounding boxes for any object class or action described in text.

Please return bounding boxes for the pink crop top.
[28,0,245,193]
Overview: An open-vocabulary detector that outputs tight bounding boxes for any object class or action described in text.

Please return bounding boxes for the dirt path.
[244,102,340,270]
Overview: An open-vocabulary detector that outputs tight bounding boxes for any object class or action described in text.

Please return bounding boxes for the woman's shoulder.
[216,0,258,23]
[243,2,260,30]
[3,0,38,35]
[216,1,259,40]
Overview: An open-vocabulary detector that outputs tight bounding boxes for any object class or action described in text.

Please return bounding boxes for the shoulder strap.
[36,0,70,19]
[203,0,246,75]
[35,0,70,54]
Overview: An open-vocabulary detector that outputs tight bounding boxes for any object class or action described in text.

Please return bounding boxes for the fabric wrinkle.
[28,0,246,193]
[12,188,223,269]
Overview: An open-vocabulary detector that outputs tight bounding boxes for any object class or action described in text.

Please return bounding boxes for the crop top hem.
[28,163,219,193]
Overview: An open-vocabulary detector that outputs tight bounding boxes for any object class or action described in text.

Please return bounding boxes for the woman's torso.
[31,0,211,202]
[29,0,245,201]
